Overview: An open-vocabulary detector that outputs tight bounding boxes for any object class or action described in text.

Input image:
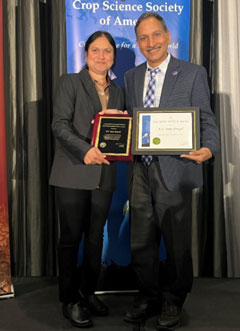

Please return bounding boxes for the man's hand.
[180,147,212,164]
[84,147,110,165]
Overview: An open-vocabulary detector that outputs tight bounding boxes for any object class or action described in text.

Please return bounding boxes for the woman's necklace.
[95,80,109,96]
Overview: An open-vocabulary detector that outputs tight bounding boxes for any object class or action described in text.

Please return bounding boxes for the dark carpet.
[0,277,240,330]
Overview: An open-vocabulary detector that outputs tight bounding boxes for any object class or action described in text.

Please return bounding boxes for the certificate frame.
[132,107,200,155]
[91,113,133,161]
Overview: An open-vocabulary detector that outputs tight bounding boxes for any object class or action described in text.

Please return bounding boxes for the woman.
[49,31,124,328]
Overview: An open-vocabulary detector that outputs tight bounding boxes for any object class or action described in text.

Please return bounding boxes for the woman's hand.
[84,147,110,165]
[98,109,128,115]
[91,109,128,124]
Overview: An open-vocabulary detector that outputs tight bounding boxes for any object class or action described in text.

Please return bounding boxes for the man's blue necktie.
[142,67,160,166]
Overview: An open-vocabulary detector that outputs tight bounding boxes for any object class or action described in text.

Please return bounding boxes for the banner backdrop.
[65,0,191,267]
[0,0,13,298]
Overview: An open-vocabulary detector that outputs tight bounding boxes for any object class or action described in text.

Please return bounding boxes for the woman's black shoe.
[62,302,93,328]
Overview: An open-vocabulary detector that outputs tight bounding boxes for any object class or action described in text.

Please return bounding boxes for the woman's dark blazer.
[49,68,124,191]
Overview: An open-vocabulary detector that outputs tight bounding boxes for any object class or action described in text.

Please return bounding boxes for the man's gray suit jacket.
[49,68,124,191]
[124,55,220,192]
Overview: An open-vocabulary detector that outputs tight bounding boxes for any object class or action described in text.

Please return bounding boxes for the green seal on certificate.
[153,137,161,145]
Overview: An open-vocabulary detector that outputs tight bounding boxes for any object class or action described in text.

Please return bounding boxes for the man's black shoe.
[62,302,93,328]
[156,301,182,330]
[85,294,109,316]
[124,298,159,323]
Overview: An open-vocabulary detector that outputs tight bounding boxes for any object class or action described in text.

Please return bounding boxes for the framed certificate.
[91,113,133,161]
[132,107,200,155]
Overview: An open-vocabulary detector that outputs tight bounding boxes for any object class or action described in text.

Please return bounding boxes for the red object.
[0,0,8,206]
[91,113,133,162]
[0,0,13,297]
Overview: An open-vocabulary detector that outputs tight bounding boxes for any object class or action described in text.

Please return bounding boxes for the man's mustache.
[146,46,161,52]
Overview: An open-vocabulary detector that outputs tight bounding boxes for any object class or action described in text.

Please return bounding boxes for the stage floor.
[0,277,240,330]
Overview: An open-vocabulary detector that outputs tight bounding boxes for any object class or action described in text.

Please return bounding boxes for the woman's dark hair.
[85,31,116,59]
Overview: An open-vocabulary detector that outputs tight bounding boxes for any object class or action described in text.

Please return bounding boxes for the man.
[124,13,220,330]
